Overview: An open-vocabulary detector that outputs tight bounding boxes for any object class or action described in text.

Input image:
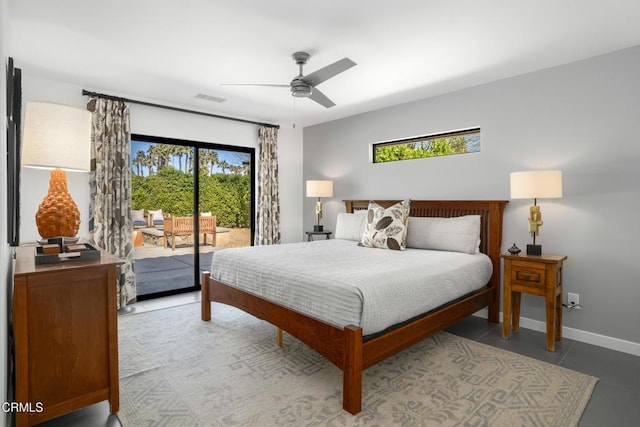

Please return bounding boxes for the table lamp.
[510,170,562,255]
[306,180,333,232]
[21,102,91,239]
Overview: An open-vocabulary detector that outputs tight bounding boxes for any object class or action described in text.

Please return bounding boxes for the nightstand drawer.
[511,261,545,288]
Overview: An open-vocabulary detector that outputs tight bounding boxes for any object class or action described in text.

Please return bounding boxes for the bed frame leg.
[201,272,211,321]
[276,328,283,347]
[343,325,363,415]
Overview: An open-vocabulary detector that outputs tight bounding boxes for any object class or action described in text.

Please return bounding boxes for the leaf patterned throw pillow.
[359,199,411,250]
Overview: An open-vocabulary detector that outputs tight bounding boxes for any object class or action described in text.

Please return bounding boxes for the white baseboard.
[473,309,640,357]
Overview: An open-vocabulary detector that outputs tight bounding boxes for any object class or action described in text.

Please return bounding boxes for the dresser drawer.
[511,260,545,288]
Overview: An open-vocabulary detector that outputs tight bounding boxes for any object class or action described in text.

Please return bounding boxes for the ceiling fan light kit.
[291,79,313,97]
[223,51,356,108]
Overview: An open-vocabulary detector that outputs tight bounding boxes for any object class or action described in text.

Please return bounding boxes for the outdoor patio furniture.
[163,215,217,251]
[132,229,144,247]
[141,227,166,246]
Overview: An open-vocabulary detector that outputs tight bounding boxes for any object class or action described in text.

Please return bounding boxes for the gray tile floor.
[37,293,640,426]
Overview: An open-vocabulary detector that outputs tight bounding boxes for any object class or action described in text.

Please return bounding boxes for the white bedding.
[211,239,492,336]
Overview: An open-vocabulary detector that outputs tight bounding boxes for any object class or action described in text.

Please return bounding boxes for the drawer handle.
[516,271,541,282]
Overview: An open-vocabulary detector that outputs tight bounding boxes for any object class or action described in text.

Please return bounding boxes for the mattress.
[211,239,492,336]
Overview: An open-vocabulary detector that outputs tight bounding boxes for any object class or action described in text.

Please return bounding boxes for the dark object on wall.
[6,57,22,246]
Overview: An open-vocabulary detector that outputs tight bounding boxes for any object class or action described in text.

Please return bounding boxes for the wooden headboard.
[344,200,508,299]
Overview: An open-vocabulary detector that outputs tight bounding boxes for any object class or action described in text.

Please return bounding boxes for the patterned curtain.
[87,98,136,308]
[254,126,281,245]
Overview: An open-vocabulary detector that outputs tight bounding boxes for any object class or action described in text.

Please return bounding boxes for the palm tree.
[146,145,158,175]
[178,146,191,172]
[185,148,193,174]
[197,151,210,175]
[198,150,210,176]
[168,145,179,171]
[157,144,172,170]
[168,145,188,172]
[133,150,146,176]
[218,159,230,174]
[206,150,219,175]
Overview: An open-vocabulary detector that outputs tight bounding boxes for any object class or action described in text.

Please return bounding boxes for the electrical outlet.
[568,292,580,307]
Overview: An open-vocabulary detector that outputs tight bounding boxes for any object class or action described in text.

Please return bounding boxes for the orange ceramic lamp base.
[35,168,81,238]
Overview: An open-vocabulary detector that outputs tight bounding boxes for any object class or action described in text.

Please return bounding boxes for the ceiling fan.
[222,52,356,108]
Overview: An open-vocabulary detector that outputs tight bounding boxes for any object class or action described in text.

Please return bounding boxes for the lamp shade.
[21,102,91,171]
[306,180,333,198]
[510,170,562,199]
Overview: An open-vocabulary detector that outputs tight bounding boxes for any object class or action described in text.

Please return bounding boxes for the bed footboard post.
[487,201,507,324]
[201,271,211,321]
[488,289,500,323]
[343,325,363,415]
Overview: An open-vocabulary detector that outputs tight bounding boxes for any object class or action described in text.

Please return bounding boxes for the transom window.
[372,127,480,163]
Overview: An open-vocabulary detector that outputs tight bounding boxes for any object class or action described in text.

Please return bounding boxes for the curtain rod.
[82,89,279,129]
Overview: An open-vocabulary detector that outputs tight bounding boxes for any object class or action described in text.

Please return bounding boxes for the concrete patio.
[133,228,250,297]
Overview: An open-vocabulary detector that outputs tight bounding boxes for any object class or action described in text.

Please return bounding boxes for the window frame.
[130,133,255,300]
[372,127,481,164]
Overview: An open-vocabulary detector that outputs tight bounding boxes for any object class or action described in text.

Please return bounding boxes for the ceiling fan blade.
[302,57,356,87]
[220,83,289,88]
[308,87,335,108]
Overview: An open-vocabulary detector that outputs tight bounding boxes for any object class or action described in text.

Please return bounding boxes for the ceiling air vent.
[195,93,226,103]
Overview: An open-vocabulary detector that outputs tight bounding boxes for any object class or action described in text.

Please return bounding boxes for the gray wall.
[303,46,640,347]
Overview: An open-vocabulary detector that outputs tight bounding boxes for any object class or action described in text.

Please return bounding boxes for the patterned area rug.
[118,303,596,426]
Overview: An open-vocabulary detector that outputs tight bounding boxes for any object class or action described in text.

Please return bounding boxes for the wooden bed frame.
[201,200,507,414]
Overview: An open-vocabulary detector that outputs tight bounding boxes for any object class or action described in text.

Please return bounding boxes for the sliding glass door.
[131,135,254,300]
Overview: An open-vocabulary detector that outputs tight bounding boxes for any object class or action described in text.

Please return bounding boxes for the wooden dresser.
[12,245,123,426]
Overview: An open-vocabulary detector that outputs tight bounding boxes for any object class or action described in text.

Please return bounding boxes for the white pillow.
[148,209,163,225]
[406,215,481,254]
[359,199,411,251]
[335,213,366,241]
[132,209,145,222]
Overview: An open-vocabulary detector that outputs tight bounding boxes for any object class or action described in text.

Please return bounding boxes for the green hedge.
[132,167,251,227]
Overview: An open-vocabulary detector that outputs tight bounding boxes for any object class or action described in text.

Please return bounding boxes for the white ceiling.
[8,0,640,128]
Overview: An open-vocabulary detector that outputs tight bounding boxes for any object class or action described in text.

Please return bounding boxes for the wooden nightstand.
[501,253,567,352]
[306,230,332,241]
[13,246,124,426]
